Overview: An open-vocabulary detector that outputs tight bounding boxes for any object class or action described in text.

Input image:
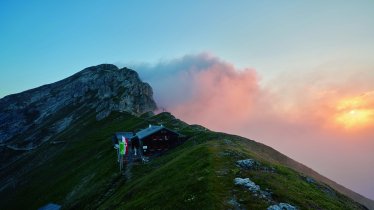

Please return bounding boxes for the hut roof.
[136,125,181,140]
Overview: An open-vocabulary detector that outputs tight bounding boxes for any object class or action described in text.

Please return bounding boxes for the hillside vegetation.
[0,112,369,209]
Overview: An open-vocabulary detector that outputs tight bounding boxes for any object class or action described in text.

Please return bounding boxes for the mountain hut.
[136,125,183,155]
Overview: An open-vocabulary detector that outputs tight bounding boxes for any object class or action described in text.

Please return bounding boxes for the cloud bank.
[133,53,374,199]
[137,54,268,130]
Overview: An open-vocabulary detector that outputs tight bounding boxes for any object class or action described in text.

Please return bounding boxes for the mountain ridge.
[0,64,156,149]
[0,64,373,209]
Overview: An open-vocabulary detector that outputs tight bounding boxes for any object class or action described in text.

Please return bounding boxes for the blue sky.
[1,0,373,97]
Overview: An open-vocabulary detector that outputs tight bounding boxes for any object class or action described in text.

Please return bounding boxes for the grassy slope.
[0,112,369,209]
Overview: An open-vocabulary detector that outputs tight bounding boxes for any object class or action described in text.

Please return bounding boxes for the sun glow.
[334,96,374,130]
[335,109,374,129]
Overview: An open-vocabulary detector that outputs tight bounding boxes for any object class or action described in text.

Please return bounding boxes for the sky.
[1,0,374,199]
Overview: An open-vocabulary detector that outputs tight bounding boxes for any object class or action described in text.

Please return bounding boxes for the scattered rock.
[236,159,259,170]
[305,177,315,184]
[236,158,276,173]
[259,190,272,199]
[234,178,272,200]
[223,139,233,145]
[262,166,276,173]
[304,177,337,198]
[320,185,337,197]
[141,156,150,163]
[216,169,229,176]
[220,150,243,158]
[185,194,196,202]
[227,197,245,210]
[234,178,297,210]
[234,178,260,192]
[267,203,297,210]
[219,152,230,157]
[197,176,204,181]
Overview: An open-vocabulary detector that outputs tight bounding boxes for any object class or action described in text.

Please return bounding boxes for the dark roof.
[114,132,134,140]
[136,125,181,139]
[38,203,61,210]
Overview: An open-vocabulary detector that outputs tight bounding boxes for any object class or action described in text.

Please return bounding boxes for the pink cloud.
[171,63,260,130]
[136,53,374,199]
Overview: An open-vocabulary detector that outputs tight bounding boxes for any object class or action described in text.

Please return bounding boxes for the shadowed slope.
[0,112,371,209]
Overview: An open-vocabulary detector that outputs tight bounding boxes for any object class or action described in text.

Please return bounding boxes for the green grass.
[0,112,367,210]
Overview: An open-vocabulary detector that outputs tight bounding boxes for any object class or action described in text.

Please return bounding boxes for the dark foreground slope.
[0,112,371,209]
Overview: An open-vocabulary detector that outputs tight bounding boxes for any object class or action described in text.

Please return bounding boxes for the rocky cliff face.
[0,64,157,148]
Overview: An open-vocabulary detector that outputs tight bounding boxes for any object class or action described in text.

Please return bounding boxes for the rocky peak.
[0,64,157,148]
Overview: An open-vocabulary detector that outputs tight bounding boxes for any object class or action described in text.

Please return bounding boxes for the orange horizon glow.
[333,96,374,131]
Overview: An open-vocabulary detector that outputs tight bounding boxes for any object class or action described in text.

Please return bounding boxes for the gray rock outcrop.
[234,178,260,192]
[236,159,259,170]
[236,158,276,173]
[233,177,272,200]
[0,64,157,148]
